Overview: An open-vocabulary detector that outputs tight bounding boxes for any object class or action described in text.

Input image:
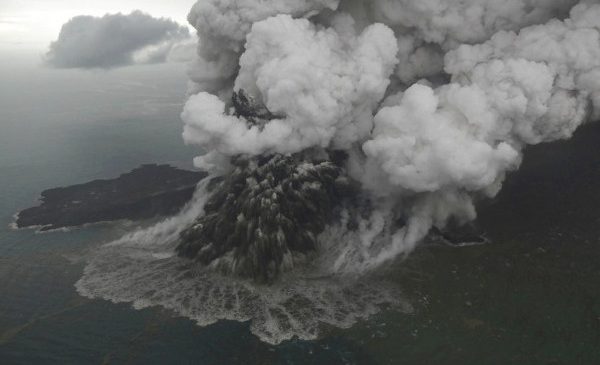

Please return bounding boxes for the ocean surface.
[1,51,600,364]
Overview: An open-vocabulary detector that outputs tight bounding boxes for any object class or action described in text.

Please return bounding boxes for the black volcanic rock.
[16,164,206,231]
[177,153,353,283]
[429,223,488,247]
[231,89,281,124]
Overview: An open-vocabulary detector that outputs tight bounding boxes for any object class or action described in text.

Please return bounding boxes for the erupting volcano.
[75,0,600,344]
[173,0,600,281]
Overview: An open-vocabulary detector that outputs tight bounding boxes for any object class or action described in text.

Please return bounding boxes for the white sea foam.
[8,212,22,230]
[76,179,411,344]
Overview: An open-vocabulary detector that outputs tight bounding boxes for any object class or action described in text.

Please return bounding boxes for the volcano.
[176,91,356,282]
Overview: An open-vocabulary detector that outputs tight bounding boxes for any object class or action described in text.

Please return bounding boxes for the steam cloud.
[46,11,192,69]
[74,0,600,343]
[179,0,600,270]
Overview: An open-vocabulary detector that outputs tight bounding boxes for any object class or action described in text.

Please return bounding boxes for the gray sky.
[0,0,196,50]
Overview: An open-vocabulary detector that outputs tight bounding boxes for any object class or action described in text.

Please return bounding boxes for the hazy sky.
[0,0,195,50]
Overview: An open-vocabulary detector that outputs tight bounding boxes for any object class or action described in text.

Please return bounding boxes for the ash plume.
[76,0,600,342]
[181,0,600,274]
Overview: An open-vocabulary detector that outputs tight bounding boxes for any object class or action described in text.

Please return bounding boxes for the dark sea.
[1,51,600,364]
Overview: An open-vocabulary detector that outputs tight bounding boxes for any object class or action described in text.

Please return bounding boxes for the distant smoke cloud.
[46,11,191,69]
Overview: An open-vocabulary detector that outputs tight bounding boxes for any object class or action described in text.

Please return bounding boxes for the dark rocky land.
[16,164,206,231]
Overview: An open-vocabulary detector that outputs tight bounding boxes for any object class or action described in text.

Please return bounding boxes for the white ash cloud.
[185,0,339,94]
[46,11,191,69]
[183,14,397,166]
[362,0,578,47]
[365,0,600,197]
[181,0,600,270]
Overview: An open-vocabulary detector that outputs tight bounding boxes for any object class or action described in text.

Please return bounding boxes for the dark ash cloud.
[46,11,190,69]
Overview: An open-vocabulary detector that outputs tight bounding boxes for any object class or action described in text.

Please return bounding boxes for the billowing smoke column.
[180,0,600,278]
